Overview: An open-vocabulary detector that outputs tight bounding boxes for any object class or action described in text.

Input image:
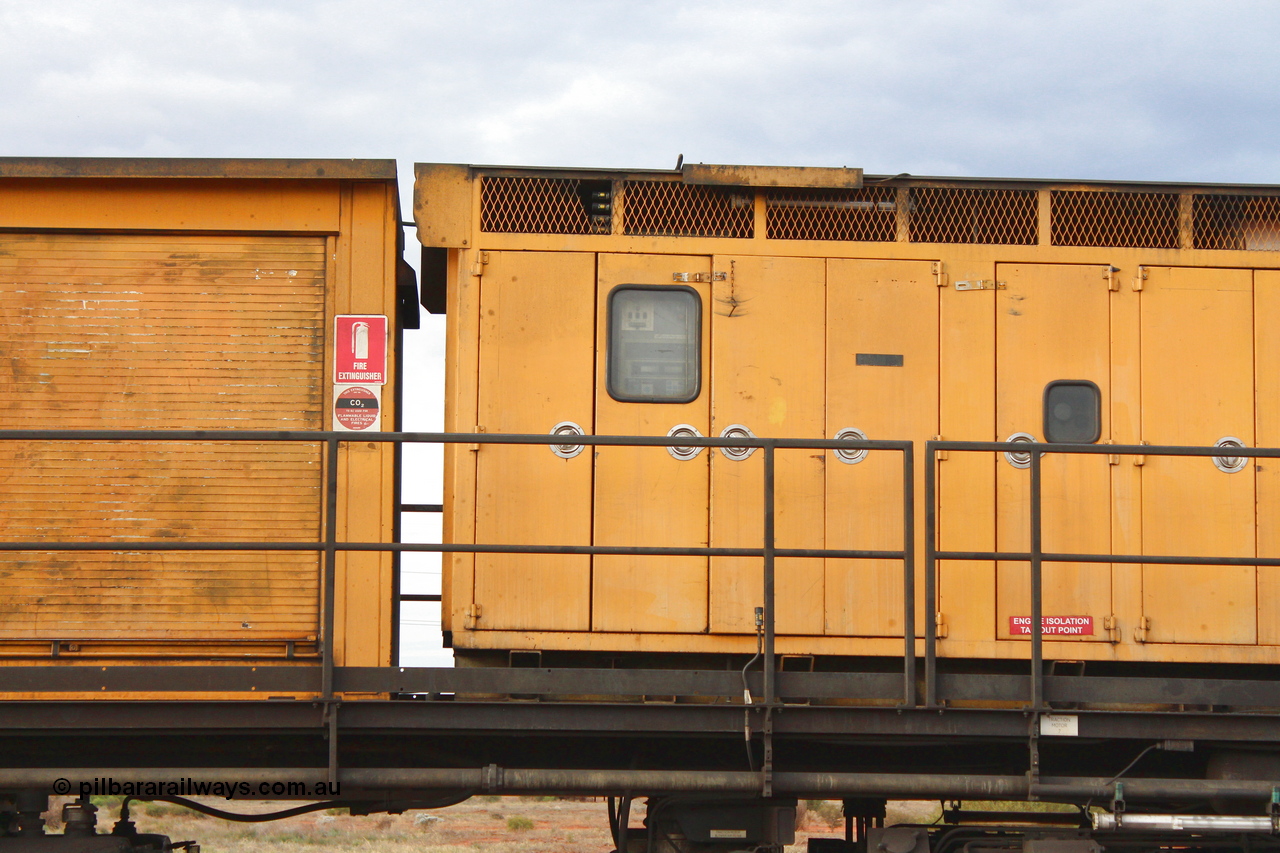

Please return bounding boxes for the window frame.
[605,283,703,404]
[1042,379,1103,444]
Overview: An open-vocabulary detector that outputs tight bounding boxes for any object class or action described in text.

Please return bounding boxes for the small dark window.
[607,285,701,403]
[1043,381,1101,443]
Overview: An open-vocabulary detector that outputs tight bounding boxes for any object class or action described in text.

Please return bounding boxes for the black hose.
[121,792,474,823]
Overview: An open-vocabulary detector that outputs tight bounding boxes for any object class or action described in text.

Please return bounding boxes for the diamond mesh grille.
[1193,195,1280,250]
[765,187,897,241]
[480,176,611,234]
[1051,190,1179,248]
[623,181,754,238]
[908,187,1037,245]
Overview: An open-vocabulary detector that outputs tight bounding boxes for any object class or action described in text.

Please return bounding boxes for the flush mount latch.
[673,272,727,282]
[955,279,1006,291]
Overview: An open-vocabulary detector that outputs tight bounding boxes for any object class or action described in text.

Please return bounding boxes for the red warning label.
[335,315,387,385]
[333,385,379,431]
[1009,616,1093,636]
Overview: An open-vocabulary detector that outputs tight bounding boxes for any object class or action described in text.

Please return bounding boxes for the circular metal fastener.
[549,421,586,459]
[719,424,756,460]
[1213,436,1248,474]
[667,424,704,461]
[833,427,869,464]
[1003,432,1037,469]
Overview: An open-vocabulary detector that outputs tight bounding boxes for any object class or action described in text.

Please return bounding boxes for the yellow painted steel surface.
[425,163,1280,666]
[709,256,825,636]
[1139,267,1256,645]
[0,234,325,642]
[0,165,401,682]
[593,254,712,633]
[825,259,937,638]
[473,251,595,631]
[994,264,1112,642]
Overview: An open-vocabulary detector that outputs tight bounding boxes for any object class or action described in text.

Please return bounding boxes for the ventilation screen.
[1051,190,1179,248]
[481,176,611,234]
[1043,380,1101,443]
[766,187,897,241]
[909,187,1037,244]
[623,181,753,238]
[607,286,701,403]
[1193,194,1280,250]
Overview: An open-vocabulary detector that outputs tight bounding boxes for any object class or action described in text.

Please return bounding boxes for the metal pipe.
[1029,451,1043,710]
[902,444,916,707]
[762,443,776,706]
[4,769,1279,801]
[924,441,938,708]
[1092,813,1276,832]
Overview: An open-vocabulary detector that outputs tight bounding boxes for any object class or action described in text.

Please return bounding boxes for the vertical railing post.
[902,443,916,707]
[1029,447,1044,711]
[322,436,340,699]
[762,442,776,707]
[322,436,341,786]
[924,441,938,708]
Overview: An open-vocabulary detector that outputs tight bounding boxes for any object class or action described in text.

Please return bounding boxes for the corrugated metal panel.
[0,234,326,641]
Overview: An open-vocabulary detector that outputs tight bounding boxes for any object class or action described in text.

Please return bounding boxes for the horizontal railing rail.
[924,439,1280,709]
[0,429,915,708]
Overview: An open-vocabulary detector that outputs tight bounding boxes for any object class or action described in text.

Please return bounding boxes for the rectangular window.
[607,286,701,402]
[1043,380,1101,443]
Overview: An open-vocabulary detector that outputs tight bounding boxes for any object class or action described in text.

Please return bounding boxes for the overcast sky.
[5,0,1278,662]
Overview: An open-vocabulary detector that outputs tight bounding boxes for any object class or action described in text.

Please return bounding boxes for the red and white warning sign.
[335,315,388,385]
[333,385,381,431]
[1009,616,1094,636]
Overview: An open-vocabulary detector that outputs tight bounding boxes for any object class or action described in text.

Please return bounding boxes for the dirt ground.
[43,796,942,853]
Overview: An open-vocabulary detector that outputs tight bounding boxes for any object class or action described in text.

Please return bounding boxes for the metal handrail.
[923,439,1280,709]
[0,429,915,706]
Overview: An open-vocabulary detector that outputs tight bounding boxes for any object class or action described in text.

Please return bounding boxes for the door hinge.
[932,261,947,287]
[955,279,1006,291]
[673,272,724,283]
[1132,266,1148,291]
[1105,265,1120,291]
[469,424,485,452]
[1133,616,1151,643]
[1103,614,1119,643]
[933,435,948,461]
[465,604,483,629]
[470,251,490,277]
[935,612,949,639]
[1107,439,1120,465]
[1133,440,1149,467]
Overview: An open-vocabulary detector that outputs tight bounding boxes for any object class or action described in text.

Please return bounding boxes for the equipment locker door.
[709,256,825,635]
[825,258,937,637]
[473,251,596,631]
[994,264,1113,642]
[1256,270,1280,645]
[1139,266,1256,645]
[593,253,712,633]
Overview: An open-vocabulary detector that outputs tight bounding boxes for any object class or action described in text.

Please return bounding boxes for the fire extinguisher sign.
[334,315,388,385]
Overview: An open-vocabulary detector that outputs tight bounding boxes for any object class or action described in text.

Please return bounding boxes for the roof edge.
[0,158,397,181]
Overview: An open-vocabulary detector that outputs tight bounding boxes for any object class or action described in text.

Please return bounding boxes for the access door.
[1140,267,1255,645]
[593,254,712,633]
[995,264,1113,642]
[826,259,938,637]
[1256,270,1280,645]
[473,251,596,631]
[709,256,826,635]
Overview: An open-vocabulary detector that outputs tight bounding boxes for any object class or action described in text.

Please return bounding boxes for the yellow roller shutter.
[0,233,326,642]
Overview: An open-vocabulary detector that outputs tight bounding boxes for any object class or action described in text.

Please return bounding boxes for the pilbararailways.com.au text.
[54,778,340,800]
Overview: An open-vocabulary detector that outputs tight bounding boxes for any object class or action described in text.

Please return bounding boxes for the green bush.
[506,816,535,831]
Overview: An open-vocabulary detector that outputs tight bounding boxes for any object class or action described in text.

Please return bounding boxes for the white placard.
[1039,713,1079,737]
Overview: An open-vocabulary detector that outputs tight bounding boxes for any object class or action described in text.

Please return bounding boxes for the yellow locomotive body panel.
[0,160,404,691]
[418,163,1280,667]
